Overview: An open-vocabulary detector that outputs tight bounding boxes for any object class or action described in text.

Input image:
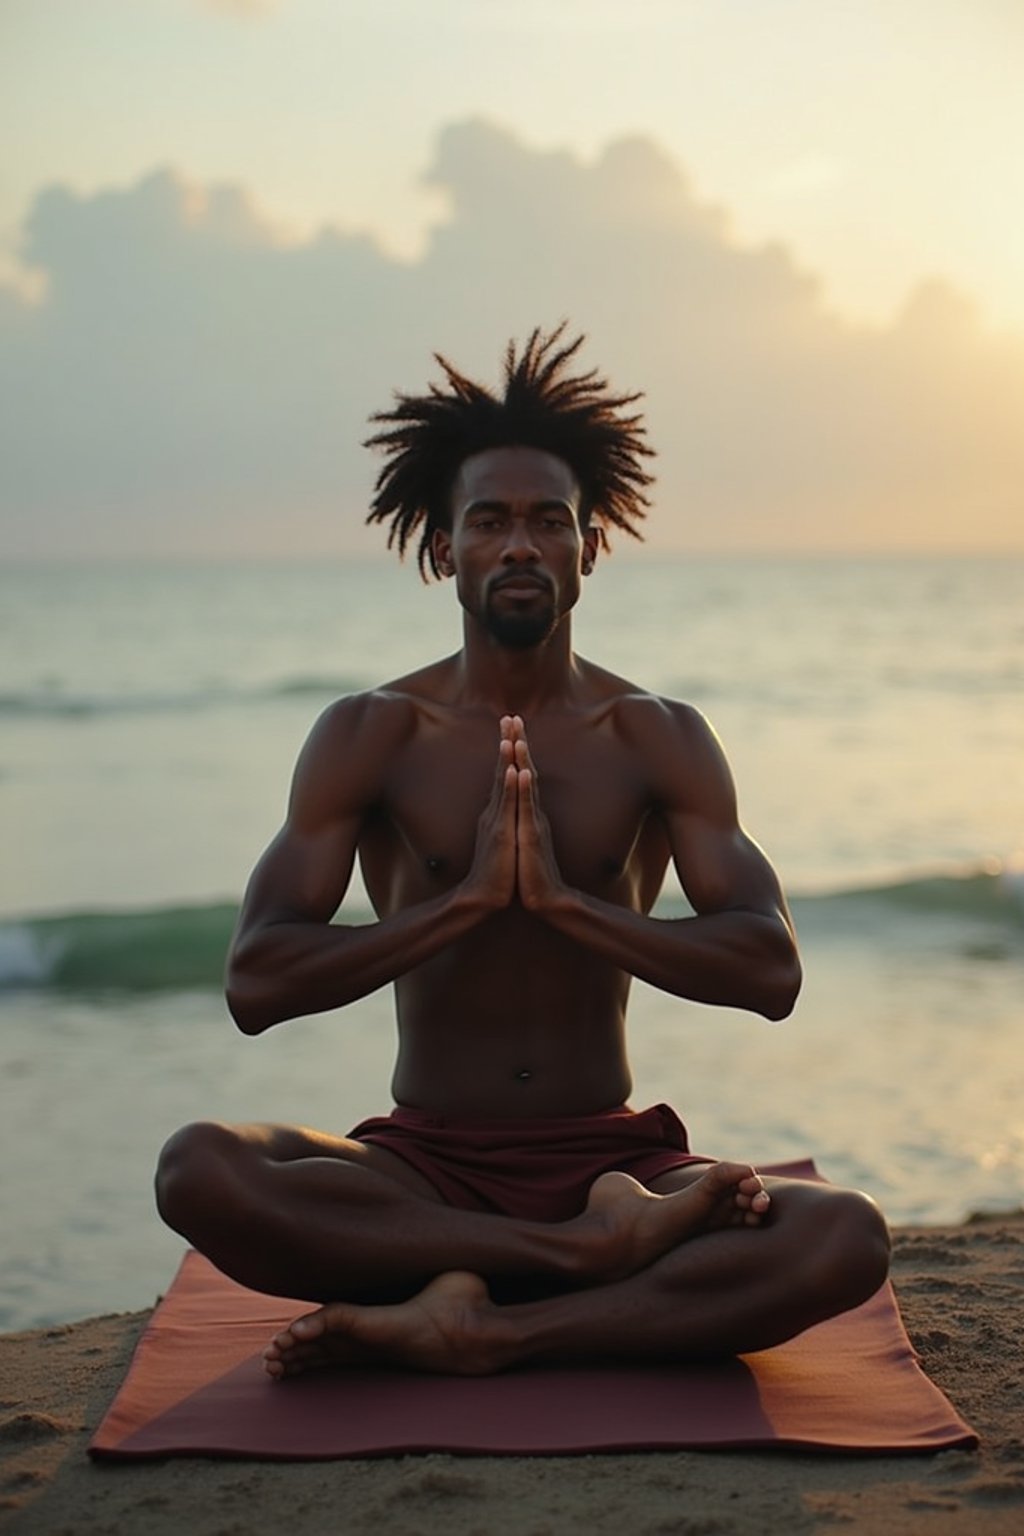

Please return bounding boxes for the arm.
[515,704,802,1021]
[225,697,518,1034]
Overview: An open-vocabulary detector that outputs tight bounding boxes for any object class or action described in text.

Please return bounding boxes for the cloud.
[1,121,1022,557]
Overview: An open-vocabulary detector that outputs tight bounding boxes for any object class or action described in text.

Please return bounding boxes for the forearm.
[226,885,489,1033]
[542,889,802,1020]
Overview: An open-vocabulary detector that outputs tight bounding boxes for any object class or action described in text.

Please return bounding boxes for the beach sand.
[2,1217,1022,1536]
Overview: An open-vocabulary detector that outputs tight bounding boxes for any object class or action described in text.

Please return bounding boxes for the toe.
[289,1312,323,1339]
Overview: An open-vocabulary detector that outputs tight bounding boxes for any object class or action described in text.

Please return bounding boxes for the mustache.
[489,572,554,595]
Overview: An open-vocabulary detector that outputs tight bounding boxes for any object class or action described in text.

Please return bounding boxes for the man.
[156,328,889,1378]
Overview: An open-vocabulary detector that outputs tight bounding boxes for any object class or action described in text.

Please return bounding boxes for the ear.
[432,527,455,578]
[581,527,599,577]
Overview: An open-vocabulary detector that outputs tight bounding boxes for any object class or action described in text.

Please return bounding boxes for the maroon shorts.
[347,1102,711,1222]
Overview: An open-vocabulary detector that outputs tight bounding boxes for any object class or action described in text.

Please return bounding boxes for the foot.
[262,1271,510,1380]
[580,1162,770,1283]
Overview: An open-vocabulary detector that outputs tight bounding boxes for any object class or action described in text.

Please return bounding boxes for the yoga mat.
[90,1160,976,1459]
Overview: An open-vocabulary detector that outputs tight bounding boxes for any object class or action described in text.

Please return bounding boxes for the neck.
[457,614,580,714]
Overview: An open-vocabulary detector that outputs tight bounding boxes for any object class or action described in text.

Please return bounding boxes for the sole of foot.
[583,1163,769,1282]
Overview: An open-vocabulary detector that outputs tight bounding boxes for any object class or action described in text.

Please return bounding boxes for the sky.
[2,0,1022,558]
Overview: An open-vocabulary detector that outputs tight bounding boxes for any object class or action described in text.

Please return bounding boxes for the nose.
[500,521,541,563]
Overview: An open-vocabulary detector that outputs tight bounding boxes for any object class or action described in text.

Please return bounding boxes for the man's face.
[433,446,598,650]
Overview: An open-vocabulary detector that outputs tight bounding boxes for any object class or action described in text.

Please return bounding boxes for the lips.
[492,575,551,597]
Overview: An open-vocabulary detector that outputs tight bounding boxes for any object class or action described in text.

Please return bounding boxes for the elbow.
[225,986,270,1036]
[224,945,280,1036]
[225,978,274,1035]
[760,951,802,1022]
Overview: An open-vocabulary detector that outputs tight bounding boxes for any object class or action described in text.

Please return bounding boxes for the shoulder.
[297,653,461,777]
[304,686,419,755]
[606,690,736,815]
[288,686,421,821]
[576,659,723,766]
[307,650,463,743]
[605,686,719,755]
[577,660,711,738]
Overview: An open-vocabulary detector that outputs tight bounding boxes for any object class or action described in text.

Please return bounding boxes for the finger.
[517,767,537,827]
[485,753,518,821]
[499,716,522,775]
[514,735,538,776]
[506,765,521,849]
[502,764,519,824]
[489,722,515,794]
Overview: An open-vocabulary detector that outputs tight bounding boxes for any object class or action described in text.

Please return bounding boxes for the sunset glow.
[3,0,1023,557]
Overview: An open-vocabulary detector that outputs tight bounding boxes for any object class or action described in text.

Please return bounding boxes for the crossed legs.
[155,1120,891,1378]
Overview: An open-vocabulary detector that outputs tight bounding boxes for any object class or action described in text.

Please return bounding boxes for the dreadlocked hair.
[364,325,655,579]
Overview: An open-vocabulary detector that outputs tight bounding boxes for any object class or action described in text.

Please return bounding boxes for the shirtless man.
[155,328,890,1378]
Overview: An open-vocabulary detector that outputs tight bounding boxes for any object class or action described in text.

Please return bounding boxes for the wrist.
[522,879,577,922]
[453,874,507,920]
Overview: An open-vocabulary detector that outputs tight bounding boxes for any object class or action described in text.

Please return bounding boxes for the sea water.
[2,556,1022,1330]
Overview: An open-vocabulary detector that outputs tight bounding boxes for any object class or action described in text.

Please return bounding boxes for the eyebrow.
[463,498,576,515]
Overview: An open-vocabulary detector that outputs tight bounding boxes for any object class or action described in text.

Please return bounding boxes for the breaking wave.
[1,862,1020,994]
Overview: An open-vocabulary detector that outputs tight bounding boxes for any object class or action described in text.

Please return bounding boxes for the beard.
[482,592,558,650]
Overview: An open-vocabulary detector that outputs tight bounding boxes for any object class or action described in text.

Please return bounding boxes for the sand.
[2,1217,1023,1536]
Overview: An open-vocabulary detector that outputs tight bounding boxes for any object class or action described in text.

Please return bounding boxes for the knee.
[811,1188,891,1311]
[154,1120,239,1231]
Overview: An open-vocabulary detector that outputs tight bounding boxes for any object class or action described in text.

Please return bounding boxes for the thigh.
[227,1121,447,1204]
[645,1162,825,1218]
[647,1162,870,1229]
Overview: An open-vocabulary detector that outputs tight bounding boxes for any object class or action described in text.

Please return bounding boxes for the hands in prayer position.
[470,714,566,916]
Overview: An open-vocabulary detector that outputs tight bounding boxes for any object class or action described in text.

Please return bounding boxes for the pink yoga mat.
[90,1161,976,1459]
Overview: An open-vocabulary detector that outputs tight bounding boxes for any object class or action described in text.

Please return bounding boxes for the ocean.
[2,555,1022,1332]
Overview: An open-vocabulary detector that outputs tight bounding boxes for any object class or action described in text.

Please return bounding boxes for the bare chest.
[360,719,663,904]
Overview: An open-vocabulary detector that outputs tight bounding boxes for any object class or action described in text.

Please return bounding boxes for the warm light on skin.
[433,448,599,640]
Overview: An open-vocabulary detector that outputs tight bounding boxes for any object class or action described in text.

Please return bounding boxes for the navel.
[514,1068,533,1082]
